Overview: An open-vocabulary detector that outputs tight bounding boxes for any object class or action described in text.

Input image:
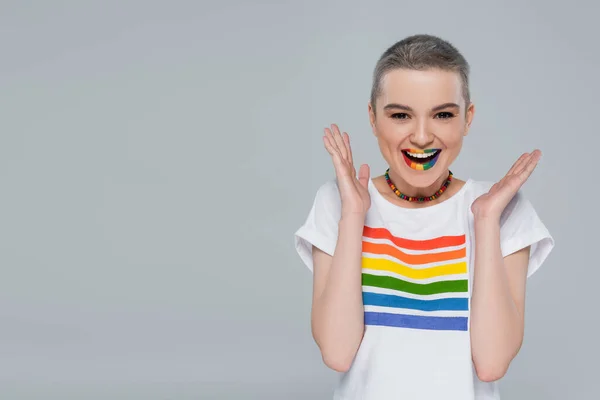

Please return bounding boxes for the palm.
[323,124,371,216]
[471,150,541,219]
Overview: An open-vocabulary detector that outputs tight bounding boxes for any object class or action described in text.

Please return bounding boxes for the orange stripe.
[362,241,466,264]
[362,226,465,251]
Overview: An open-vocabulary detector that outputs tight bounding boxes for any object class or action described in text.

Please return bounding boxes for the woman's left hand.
[471,150,542,220]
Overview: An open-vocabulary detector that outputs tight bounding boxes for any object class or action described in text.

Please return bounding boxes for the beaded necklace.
[384,168,453,202]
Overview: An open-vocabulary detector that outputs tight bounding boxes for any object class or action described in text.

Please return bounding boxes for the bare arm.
[470,217,529,382]
[310,124,371,372]
[311,214,366,372]
[469,150,541,381]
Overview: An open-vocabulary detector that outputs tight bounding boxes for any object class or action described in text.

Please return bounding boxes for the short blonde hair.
[370,34,471,114]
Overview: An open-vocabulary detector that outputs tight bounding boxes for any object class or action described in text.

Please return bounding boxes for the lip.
[401,148,442,171]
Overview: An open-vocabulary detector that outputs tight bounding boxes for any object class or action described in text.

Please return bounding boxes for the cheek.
[443,135,463,149]
[438,122,466,149]
[377,120,411,144]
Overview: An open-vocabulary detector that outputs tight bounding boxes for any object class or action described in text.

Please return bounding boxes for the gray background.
[0,1,596,399]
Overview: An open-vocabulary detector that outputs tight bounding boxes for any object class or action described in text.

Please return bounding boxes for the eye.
[391,113,409,120]
[435,112,455,119]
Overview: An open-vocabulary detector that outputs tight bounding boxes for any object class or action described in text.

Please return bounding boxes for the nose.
[409,120,435,148]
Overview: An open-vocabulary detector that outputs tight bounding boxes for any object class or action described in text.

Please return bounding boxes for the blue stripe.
[363,292,468,311]
[364,311,468,331]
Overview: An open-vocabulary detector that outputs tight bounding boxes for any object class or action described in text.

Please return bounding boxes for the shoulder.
[317,178,340,195]
[463,179,495,197]
[464,179,529,203]
[459,179,493,209]
[314,178,342,204]
[307,178,343,217]
[462,179,530,205]
[463,179,536,222]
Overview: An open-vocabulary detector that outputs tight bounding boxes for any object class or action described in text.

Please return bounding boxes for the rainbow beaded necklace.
[384,168,453,202]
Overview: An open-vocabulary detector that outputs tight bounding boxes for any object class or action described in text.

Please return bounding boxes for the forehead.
[379,68,464,108]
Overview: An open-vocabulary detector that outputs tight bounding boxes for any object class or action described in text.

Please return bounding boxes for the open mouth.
[401,149,442,171]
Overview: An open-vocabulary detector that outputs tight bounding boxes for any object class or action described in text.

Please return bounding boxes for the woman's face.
[369,68,474,188]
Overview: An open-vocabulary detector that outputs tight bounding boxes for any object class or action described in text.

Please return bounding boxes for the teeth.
[407,150,439,158]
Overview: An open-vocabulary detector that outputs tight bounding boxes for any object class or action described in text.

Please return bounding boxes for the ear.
[368,101,377,136]
[464,102,475,137]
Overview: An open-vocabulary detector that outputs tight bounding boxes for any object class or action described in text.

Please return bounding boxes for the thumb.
[357,164,370,189]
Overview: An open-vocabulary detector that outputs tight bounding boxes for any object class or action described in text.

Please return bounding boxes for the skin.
[368,68,473,201]
[311,68,541,381]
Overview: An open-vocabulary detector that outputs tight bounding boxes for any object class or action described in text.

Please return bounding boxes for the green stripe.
[362,273,468,295]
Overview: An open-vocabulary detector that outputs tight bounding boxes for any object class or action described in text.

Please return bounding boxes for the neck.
[387,169,450,198]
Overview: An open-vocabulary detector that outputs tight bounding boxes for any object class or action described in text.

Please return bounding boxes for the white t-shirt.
[294,177,554,400]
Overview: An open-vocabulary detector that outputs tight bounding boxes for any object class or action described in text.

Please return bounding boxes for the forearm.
[470,217,524,380]
[312,213,366,369]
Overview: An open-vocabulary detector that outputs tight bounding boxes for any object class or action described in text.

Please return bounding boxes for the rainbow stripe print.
[361,226,469,331]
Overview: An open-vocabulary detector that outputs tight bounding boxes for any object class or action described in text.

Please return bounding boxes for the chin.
[401,167,446,188]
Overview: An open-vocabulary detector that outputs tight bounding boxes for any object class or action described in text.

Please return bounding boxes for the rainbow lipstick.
[401,148,442,171]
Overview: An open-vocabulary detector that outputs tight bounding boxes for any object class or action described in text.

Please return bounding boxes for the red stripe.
[362,226,465,251]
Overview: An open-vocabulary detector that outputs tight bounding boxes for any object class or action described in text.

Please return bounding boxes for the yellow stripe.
[362,257,467,279]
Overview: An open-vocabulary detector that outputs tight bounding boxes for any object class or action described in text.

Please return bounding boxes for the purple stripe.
[364,311,468,331]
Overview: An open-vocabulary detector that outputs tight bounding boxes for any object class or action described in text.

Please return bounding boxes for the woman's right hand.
[323,124,371,217]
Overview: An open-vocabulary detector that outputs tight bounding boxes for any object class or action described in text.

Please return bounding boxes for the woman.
[294,34,554,399]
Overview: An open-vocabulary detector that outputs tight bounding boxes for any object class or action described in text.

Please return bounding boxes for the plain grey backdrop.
[0,1,597,399]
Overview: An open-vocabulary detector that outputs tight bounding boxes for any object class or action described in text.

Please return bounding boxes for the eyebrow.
[383,102,460,112]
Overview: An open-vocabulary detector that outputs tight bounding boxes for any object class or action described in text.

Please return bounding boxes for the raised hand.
[471,150,542,220]
[323,124,371,217]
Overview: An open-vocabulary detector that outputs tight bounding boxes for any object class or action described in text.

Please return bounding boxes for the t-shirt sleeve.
[499,190,555,278]
[294,179,342,272]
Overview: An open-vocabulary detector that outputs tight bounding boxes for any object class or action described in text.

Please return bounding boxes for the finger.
[507,152,529,175]
[515,149,541,174]
[331,124,348,160]
[323,136,349,177]
[323,134,342,160]
[324,128,337,155]
[357,164,370,189]
[324,128,341,155]
[515,150,541,178]
[507,152,530,175]
[343,132,354,166]
[511,154,532,176]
